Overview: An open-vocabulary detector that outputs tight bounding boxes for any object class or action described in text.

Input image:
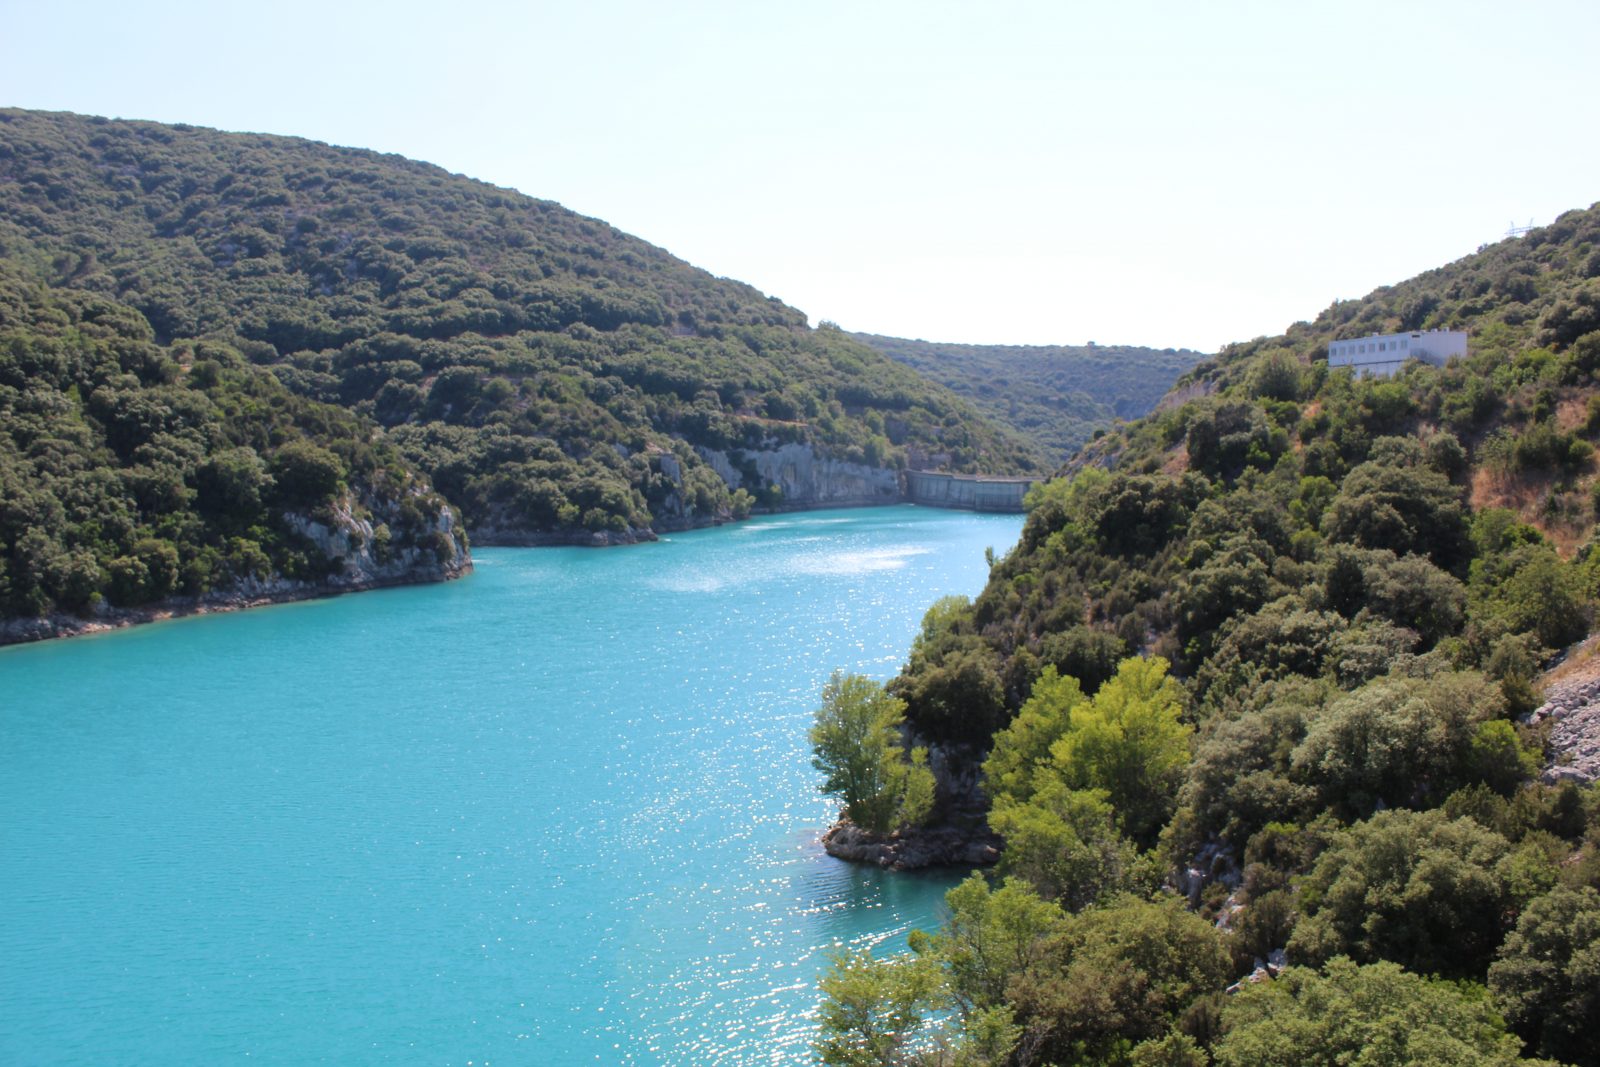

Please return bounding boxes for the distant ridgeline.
[850,331,1208,461]
[0,109,1041,562]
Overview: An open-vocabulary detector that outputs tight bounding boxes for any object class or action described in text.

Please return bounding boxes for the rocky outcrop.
[1525,669,1600,785]
[0,488,470,647]
[698,442,900,509]
[282,492,469,587]
[1152,376,1218,415]
[467,441,899,545]
[821,818,1001,870]
[1176,841,1243,906]
[1226,949,1289,995]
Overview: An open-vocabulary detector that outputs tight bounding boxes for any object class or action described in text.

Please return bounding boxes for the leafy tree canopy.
[1215,958,1531,1067]
[810,672,935,835]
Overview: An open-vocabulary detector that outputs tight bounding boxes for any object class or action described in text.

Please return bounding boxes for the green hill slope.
[0,109,1038,546]
[851,332,1206,460]
[0,267,467,641]
[819,203,1600,1063]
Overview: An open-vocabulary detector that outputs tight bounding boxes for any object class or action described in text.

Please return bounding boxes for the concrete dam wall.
[904,470,1035,513]
[692,443,1036,515]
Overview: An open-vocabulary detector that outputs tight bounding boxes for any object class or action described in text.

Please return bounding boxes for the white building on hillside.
[1327,329,1467,377]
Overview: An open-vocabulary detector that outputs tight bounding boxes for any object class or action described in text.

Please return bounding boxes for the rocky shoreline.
[2,492,1019,649]
[0,565,470,647]
[469,523,661,547]
[821,818,1001,871]
[2,493,472,648]
[470,492,1019,550]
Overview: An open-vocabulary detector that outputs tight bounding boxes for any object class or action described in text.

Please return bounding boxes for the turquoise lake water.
[0,505,1022,1065]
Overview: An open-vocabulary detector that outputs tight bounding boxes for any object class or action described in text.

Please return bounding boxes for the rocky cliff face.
[698,442,901,509]
[468,442,901,546]
[0,488,471,646]
[282,488,470,586]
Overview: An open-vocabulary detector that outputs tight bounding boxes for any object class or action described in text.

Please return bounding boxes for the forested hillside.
[852,332,1206,460]
[0,267,467,638]
[815,203,1600,1065]
[0,109,1038,547]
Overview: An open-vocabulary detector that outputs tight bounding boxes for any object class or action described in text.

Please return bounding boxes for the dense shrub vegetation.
[818,202,1600,1065]
[851,333,1207,461]
[0,109,1037,544]
[0,267,458,619]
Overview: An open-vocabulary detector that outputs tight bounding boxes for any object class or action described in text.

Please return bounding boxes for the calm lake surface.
[1,505,1023,1065]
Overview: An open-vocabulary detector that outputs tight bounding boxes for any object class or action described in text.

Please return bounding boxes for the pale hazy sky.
[3,1,1597,351]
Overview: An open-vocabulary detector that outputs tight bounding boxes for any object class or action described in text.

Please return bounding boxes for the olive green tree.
[1047,656,1191,846]
[1215,958,1529,1066]
[814,947,944,1066]
[1288,809,1519,978]
[1489,886,1600,1066]
[811,672,935,834]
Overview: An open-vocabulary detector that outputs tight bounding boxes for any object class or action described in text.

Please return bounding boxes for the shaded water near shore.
[1,506,1023,1064]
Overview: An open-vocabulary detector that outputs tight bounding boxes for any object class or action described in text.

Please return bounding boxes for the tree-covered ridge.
[850,332,1207,462]
[815,203,1600,1064]
[0,109,1039,541]
[0,266,463,624]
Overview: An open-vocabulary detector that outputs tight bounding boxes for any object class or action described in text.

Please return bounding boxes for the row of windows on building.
[1332,337,1410,356]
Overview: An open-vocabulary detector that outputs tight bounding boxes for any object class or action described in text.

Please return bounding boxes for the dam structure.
[904,470,1036,513]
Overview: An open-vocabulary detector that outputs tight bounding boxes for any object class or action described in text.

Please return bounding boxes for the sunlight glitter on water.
[0,506,1021,1065]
